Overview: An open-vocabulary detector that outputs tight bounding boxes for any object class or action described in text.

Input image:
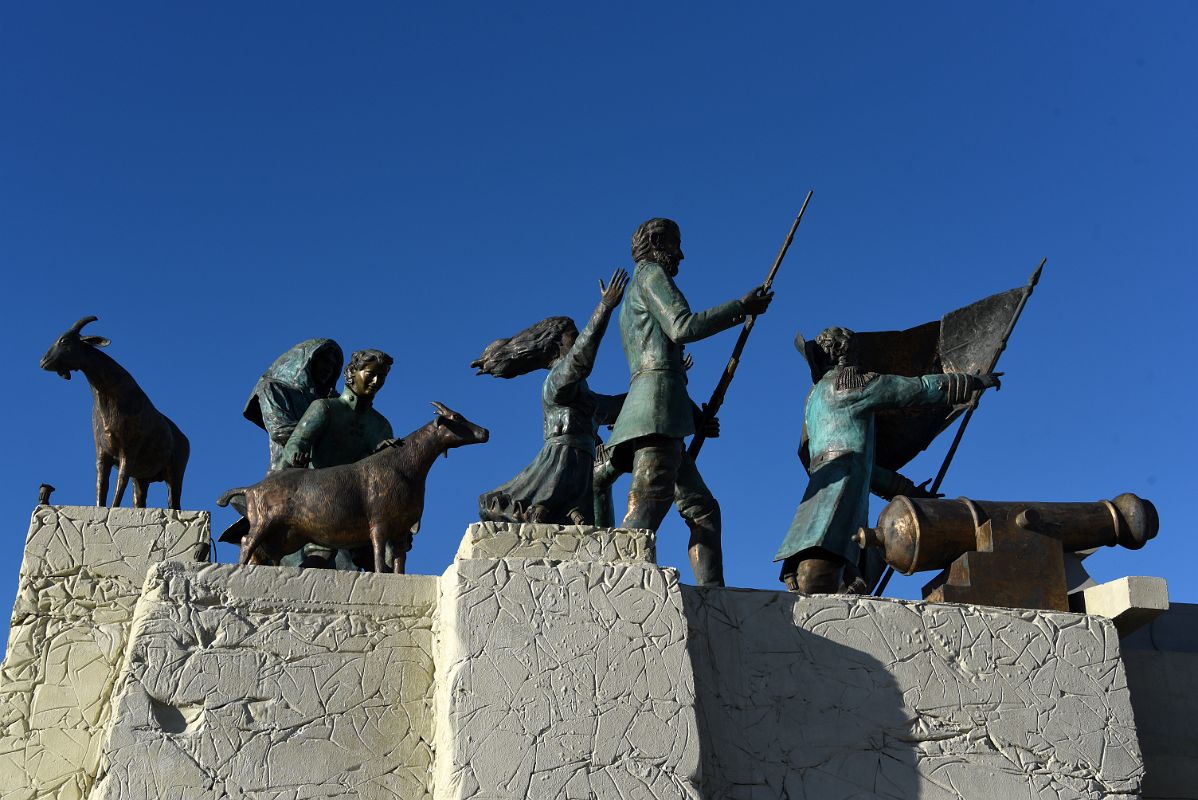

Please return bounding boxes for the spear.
[688,190,813,461]
[872,258,1046,596]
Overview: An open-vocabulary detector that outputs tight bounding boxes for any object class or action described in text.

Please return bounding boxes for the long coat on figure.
[775,367,977,568]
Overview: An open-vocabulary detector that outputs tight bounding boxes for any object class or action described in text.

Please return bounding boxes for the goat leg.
[392,533,411,575]
[240,523,270,566]
[132,478,148,508]
[111,461,130,508]
[96,455,113,507]
[370,523,390,574]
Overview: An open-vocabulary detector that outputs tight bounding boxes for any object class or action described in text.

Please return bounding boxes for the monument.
[4,205,1189,800]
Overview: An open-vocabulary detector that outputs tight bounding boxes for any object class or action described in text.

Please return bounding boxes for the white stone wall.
[683,586,1144,800]
[456,521,656,564]
[435,558,701,800]
[91,562,438,800]
[0,514,1154,800]
[0,505,209,800]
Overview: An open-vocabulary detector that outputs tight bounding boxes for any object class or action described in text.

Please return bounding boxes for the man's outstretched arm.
[642,264,772,344]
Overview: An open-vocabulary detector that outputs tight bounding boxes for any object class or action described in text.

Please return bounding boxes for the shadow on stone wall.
[682,587,918,800]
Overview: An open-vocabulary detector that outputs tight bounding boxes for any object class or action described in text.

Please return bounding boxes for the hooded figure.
[243,338,344,472]
[218,339,343,551]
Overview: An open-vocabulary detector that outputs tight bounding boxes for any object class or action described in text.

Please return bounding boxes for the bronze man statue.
[774,327,1000,594]
[280,348,400,569]
[605,218,774,586]
[473,270,629,525]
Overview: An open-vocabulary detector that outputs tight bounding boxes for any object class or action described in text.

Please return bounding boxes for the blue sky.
[2,3,1194,641]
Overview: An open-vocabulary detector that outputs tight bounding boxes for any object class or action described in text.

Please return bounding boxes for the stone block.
[1071,576,1169,636]
[683,586,1143,800]
[456,521,655,564]
[90,561,439,800]
[435,558,700,800]
[0,505,208,800]
[1124,649,1198,800]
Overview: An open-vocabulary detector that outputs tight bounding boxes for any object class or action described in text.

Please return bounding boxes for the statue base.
[1,511,1189,799]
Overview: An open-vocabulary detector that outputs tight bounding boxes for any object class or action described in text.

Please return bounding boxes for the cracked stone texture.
[0,505,209,800]
[683,587,1143,800]
[456,522,656,564]
[435,558,701,800]
[90,561,438,800]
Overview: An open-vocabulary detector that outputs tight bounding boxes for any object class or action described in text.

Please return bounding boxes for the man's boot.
[685,507,724,587]
[781,555,843,594]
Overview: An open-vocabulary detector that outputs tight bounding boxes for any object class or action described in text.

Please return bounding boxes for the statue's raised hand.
[978,372,1002,391]
[599,268,629,309]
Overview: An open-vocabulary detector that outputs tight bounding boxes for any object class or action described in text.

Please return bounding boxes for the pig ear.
[81,336,110,347]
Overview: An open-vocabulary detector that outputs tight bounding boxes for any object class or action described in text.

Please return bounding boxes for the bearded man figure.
[605,218,774,586]
[775,326,1002,594]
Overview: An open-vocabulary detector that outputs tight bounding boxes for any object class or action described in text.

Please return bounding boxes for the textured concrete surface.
[456,521,655,564]
[0,505,208,800]
[0,513,1161,800]
[1122,602,1198,800]
[683,586,1143,800]
[91,561,438,800]
[435,556,701,800]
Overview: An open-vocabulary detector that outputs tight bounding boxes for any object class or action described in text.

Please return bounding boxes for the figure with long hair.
[473,269,629,525]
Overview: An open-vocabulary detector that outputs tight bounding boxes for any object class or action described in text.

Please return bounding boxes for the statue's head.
[814,327,858,370]
[345,349,394,398]
[471,316,579,379]
[39,316,111,380]
[631,218,684,276]
[308,341,344,395]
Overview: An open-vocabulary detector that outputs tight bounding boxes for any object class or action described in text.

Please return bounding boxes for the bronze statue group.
[41,211,1021,596]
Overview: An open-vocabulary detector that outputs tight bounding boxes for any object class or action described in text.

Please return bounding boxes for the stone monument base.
[0,509,1178,798]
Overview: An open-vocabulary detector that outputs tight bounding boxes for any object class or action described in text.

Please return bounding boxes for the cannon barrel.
[856,493,1157,575]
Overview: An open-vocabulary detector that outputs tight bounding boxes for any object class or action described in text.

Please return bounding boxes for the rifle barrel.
[688,191,813,461]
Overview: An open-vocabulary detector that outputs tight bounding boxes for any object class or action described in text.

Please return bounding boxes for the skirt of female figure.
[479,435,596,525]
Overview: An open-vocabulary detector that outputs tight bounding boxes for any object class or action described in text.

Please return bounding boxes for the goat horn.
[430,401,451,415]
[68,316,99,334]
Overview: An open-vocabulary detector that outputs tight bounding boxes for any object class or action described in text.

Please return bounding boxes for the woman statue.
[243,338,345,471]
[473,269,628,525]
[219,338,343,551]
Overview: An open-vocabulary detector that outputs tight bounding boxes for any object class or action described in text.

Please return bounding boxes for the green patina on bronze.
[243,338,343,471]
[475,277,627,525]
[281,385,395,469]
[775,369,953,566]
[607,259,743,450]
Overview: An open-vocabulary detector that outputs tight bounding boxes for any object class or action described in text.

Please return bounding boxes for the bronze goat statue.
[40,316,190,509]
[218,402,489,573]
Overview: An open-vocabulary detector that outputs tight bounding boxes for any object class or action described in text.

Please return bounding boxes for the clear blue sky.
[2,3,1194,642]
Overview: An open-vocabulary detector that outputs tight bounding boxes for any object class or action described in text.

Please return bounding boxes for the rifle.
[872,258,1046,596]
[688,190,813,460]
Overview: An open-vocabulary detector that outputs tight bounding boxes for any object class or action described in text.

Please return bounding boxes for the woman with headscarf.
[473,270,627,525]
[243,338,344,472]
[219,338,343,550]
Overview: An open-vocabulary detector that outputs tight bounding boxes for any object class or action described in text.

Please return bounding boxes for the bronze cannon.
[856,494,1158,611]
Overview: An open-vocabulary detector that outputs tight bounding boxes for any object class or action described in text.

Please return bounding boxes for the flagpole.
[872,259,1045,596]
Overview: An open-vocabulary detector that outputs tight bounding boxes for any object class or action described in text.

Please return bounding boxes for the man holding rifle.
[605,217,773,586]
